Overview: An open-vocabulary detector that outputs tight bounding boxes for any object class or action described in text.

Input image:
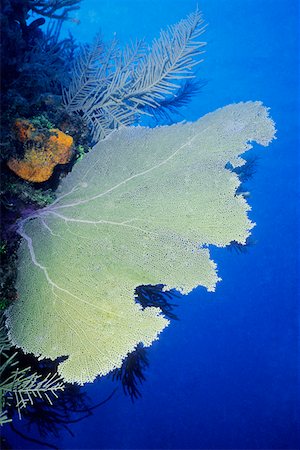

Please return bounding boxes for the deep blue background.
[5,0,299,448]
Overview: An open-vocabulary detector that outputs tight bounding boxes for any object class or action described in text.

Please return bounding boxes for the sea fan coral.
[6,102,276,384]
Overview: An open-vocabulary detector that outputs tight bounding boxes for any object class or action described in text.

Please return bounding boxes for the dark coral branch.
[135,284,180,320]
[111,344,149,401]
[8,377,117,443]
[227,236,256,254]
[9,423,59,450]
[143,78,207,124]
[110,285,180,401]
[29,0,81,22]
[233,156,259,184]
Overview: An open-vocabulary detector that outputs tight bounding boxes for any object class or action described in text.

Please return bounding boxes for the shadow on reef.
[229,155,259,192]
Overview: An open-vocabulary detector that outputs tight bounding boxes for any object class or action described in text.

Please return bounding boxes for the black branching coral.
[7,386,117,449]
[111,344,149,401]
[28,0,81,21]
[135,285,179,321]
[144,79,206,124]
[62,9,207,141]
[111,286,179,401]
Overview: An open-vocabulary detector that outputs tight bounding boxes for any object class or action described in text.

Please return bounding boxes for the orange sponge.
[7,119,73,183]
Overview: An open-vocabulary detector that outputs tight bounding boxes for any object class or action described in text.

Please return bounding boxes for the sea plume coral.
[0,318,64,425]
[5,102,275,384]
[63,9,206,141]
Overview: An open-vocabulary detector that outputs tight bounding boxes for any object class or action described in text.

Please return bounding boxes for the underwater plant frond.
[13,384,116,440]
[129,9,206,108]
[144,78,206,124]
[11,19,77,95]
[63,9,206,141]
[227,236,256,254]
[30,0,81,22]
[0,318,11,355]
[0,319,64,422]
[62,34,108,112]
[135,285,179,320]
[63,36,145,140]
[0,409,11,426]
[111,344,149,401]
[116,39,147,72]
[0,363,65,420]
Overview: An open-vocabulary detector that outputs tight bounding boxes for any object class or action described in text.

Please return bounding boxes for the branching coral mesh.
[6,102,276,384]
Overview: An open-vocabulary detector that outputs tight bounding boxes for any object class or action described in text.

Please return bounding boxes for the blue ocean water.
[4,0,299,448]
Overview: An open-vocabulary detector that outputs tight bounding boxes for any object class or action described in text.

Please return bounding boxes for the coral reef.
[0,1,114,440]
[0,4,206,340]
[0,239,18,314]
[0,0,78,104]
[0,4,276,440]
[7,119,74,182]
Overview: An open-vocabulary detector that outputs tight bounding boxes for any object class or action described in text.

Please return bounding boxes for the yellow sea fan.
[6,101,275,384]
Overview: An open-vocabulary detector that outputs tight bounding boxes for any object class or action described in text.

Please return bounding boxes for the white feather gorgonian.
[62,10,206,141]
